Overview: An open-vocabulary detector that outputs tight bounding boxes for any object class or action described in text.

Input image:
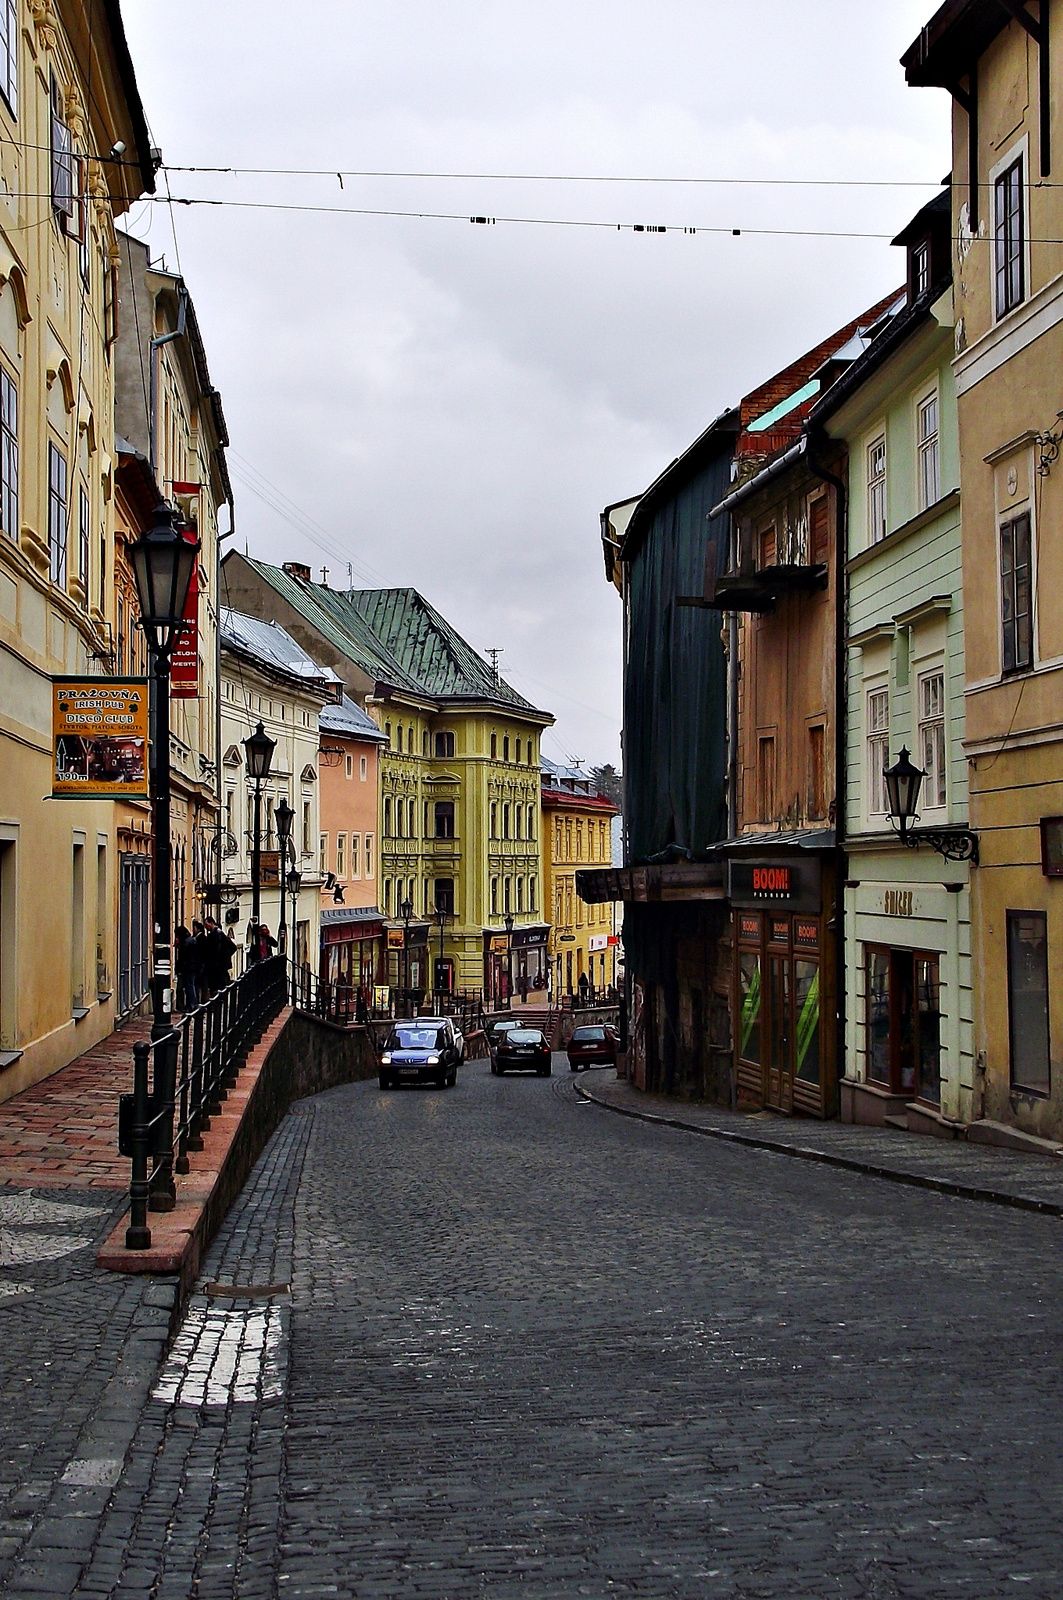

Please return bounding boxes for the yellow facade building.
[0,2,153,1098]
[542,760,618,1000]
[905,3,1063,1137]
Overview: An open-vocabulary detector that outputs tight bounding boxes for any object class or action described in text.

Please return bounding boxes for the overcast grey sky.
[121,2,950,770]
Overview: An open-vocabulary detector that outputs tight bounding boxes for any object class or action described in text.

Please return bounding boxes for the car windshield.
[491,1022,516,1037]
[572,1027,606,1041]
[506,1030,544,1044]
[389,1027,443,1050]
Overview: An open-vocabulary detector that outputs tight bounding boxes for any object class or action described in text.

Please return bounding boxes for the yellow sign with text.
[52,678,149,799]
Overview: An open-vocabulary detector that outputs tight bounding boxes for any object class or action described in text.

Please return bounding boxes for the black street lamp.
[287,867,302,1002]
[275,796,294,956]
[400,896,414,998]
[128,502,199,1213]
[885,745,980,865]
[884,746,925,845]
[504,911,515,1010]
[243,721,276,960]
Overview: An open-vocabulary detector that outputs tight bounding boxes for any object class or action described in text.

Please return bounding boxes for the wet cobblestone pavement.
[3,1055,1063,1597]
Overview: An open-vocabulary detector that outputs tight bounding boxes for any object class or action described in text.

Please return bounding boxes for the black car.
[493,1028,552,1076]
[379,1019,461,1089]
[486,1018,521,1063]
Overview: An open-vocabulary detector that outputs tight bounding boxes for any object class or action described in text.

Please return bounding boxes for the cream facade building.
[0,1,153,1100]
[219,610,338,972]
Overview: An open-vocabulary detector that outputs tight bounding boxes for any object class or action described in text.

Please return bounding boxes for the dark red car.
[567,1024,619,1071]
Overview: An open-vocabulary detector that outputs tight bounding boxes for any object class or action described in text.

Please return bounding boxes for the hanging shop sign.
[170,546,199,699]
[387,928,406,949]
[727,857,821,914]
[52,677,148,799]
[588,934,609,952]
[259,850,280,886]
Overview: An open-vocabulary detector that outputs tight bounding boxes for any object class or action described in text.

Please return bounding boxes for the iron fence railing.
[119,955,287,1250]
[288,968,486,1036]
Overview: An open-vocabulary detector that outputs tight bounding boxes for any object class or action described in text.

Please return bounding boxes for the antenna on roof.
[347,562,353,588]
[485,647,503,683]
[320,567,329,586]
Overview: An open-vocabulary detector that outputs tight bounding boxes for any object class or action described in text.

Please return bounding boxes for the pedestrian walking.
[203,917,237,994]
[175,926,199,1012]
[578,970,590,1006]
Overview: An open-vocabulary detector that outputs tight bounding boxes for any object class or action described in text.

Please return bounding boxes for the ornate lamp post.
[885,746,980,864]
[504,911,515,1010]
[287,867,302,1003]
[400,896,414,1000]
[274,796,294,957]
[242,721,276,961]
[127,502,199,1213]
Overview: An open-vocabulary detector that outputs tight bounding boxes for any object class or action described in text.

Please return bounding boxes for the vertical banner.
[170,538,199,698]
[52,678,149,798]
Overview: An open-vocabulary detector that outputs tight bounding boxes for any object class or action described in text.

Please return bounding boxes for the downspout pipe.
[149,285,189,482]
[806,440,847,1109]
[726,510,739,840]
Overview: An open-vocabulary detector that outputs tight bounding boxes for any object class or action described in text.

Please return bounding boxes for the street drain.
[203,1282,291,1299]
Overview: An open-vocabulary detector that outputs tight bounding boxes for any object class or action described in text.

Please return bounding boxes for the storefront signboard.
[728,857,821,914]
[52,677,148,799]
[387,928,405,949]
[170,546,199,698]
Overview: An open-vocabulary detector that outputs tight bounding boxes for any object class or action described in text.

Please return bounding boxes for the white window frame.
[364,833,374,879]
[359,755,367,781]
[916,387,939,512]
[319,833,327,875]
[990,135,1030,326]
[917,668,947,812]
[350,832,360,878]
[866,686,890,820]
[867,433,887,546]
[336,832,347,880]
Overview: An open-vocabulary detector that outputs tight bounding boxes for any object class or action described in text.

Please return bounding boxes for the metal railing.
[120,955,288,1250]
[288,969,486,1038]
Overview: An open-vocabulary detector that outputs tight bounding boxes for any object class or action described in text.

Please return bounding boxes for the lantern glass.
[275,796,295,844]
[243,721,276,781]
[504,912,514,934]
[287,869,301,894]
[400,898,414,921]
[128,503,198,654]
[885,746,925,828]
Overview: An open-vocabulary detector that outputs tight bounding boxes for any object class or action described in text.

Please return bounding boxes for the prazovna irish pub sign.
[52,678,149,799]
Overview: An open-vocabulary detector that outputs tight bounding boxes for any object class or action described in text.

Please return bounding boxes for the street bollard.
[125,1040,153,1251]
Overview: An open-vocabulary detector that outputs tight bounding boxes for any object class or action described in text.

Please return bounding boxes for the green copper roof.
[347,587,539,711]
[236,558,547,718]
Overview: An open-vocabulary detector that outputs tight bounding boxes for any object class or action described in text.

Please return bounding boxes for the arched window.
[384,721,392,748]
[490,732,497,759]
[503,736,510,762]
[383,796,392,836]
[515,806,522,840]
[422,730,429,755]
[527,804,535,840]
[529,876,537,912]
[502,803,510,839]
[516,877,524,912]
[515,739,522,763]
[383,878,392,914]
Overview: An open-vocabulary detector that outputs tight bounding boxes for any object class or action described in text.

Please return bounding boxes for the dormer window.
[912,238,930,298]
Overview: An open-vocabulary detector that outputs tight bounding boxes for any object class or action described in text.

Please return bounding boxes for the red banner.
[170,543,199,698]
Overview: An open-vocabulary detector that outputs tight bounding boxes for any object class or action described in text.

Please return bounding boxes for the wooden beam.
[994,0,1050,174]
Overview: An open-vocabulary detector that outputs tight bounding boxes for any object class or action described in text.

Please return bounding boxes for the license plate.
[399,1067,420,1077]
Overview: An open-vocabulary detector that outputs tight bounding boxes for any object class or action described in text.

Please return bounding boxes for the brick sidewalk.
[0,1016,150,1190]
[576,1069,1063,1216]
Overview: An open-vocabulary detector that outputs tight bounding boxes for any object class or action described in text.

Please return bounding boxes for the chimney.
[283,561,311,583]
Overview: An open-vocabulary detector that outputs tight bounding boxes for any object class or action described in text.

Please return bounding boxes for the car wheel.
[538,1064,550,1077]
[569,1062,577,1072]
[497,1064,505,1076]
[447,1069,457,1087]
[378,1073,390,1090]
[438,1074,449,1089]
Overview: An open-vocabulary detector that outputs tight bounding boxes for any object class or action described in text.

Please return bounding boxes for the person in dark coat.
[203,917,237,993]
[175,926,198,1012]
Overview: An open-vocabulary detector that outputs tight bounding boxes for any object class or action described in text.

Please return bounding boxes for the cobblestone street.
[4,1057,1063,1598]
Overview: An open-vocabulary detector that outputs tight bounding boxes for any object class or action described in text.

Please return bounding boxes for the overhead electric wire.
[162,162,949,189]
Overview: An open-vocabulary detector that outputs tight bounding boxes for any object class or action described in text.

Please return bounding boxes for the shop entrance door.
[766,954,792,1112]
[865,946,941,1103]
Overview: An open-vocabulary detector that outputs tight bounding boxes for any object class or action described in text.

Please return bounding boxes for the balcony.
[708,563,827,615]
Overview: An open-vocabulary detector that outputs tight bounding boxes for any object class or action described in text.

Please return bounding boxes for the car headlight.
[427,1054,440,1065]
[381,1053,392,1065]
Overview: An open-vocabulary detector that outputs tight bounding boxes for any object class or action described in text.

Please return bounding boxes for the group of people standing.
[174,918,238,1012]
